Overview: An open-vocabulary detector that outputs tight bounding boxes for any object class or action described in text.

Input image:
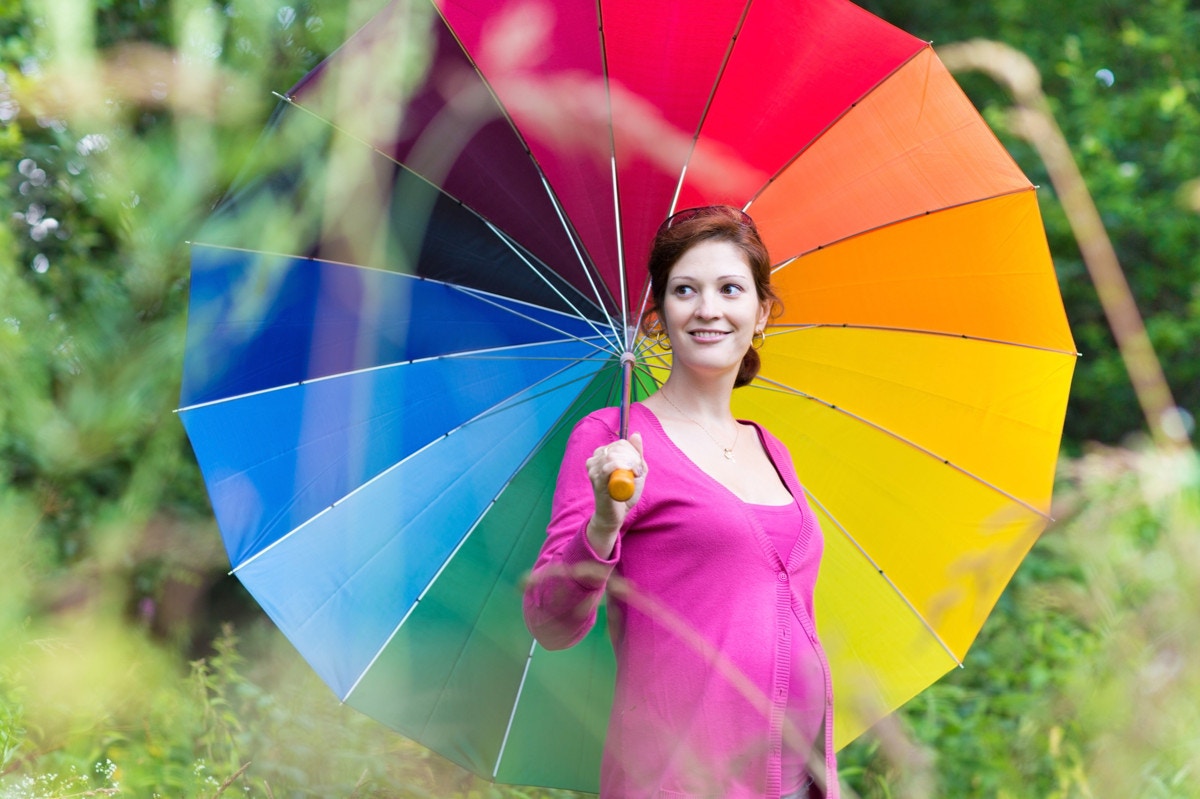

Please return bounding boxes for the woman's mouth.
[688,329,730,341]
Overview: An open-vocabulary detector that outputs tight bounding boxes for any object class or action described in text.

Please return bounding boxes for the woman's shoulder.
[742,417,788,452]
[568,406,622,443]
[579,405,620,428]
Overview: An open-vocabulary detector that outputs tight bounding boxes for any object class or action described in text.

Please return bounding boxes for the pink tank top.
[749,499,801,559]
[749,499,822,793]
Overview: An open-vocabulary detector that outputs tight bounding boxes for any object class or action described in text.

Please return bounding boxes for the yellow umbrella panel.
[728,47,1076,746]
[740,193,1076,747]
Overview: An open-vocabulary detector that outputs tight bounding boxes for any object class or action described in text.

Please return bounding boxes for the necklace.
[658,388,740,461]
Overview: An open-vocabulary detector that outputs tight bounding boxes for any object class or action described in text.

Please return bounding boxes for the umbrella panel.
[759,325,1075,509]
[772,193,1075,353]
[345,369,656,793]
[752,46,1032,263]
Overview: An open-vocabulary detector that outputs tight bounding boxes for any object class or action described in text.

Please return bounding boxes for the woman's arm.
[523,417,644,650]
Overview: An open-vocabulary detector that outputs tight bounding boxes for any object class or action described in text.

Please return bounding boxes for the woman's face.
[660,239,770,380]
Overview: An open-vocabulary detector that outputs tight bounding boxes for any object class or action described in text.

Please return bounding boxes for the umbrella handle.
[608,352,637,501]
[608,469,636,502]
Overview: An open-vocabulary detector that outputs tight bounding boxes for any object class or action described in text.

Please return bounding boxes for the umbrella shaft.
[617,351,635,441]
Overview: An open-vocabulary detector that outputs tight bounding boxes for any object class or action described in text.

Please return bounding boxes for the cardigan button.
[776,571,788,582]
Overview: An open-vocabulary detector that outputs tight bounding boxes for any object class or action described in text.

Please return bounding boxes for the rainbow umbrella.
[179,0,1075,791]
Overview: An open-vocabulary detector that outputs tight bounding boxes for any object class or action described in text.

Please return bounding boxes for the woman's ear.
[757,299,771,330]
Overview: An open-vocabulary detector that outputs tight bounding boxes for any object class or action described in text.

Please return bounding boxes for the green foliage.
[1,620,582,798]
[1,0,366,563]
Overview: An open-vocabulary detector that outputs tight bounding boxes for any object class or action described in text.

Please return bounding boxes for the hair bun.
[735,347,760,389]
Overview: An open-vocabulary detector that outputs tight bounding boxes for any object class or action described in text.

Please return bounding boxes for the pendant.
[723,448,735,461]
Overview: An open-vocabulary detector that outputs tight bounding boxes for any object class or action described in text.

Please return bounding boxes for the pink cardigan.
[524,403,839,798]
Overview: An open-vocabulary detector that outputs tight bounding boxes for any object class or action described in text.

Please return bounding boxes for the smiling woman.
[524,205,836,799]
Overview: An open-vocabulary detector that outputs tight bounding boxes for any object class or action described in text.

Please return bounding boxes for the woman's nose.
[695,289,720,318]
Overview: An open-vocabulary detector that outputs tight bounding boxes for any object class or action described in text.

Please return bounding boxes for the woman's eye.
[672,285,695,296]
[722,283,745,295]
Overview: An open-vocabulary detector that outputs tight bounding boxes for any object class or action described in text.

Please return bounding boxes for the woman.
[524,206,838,798]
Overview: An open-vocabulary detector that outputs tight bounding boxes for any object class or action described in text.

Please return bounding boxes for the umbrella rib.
[639,360,671,382]
[633,354,672,384]
[239,362,614,708]
[176,337,609,414]
[632,333,673,375]
[632,332,663,359]
[630,280,655,351]
[339,397,577,703]
[611,153,630,350]
[342,400,565,703]
[767,323,1081,358]
[492,639,539,779]
[627,345,664,400]
[451,286,616,358]
[230,350,612,577]
[478,220,622,353]
[767,185,1038,268]
[800,487,964,669]
[747,46,929,207]
[447,358,623,430]
[486,374,630,776]
[233,354,615,579]
[592,3,633,350]
[750,375,1054,521]
[666,0,755,214]
[528,176,623,335]
[339,490,497,702]
[188,239,607,333]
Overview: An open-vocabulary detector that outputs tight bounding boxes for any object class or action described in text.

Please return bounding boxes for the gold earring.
[645,316,671,350]
[752,329,765,350]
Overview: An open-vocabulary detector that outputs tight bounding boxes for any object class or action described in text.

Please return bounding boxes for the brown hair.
[642,205,780,388]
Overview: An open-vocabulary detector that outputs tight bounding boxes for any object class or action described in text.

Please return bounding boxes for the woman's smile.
[688,328,731,341]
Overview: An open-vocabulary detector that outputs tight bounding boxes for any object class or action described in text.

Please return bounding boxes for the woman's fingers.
[590,438,643,480]
[588,435,647,509]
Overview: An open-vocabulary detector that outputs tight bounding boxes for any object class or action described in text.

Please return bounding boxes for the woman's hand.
[584,433,646,558]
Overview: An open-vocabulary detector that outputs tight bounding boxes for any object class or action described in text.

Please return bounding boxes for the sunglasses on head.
[656,205,757,236]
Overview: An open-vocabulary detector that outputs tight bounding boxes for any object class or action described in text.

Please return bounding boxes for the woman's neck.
[654,373,737,424]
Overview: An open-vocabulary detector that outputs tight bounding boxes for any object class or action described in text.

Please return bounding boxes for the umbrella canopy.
[179,0,1076,792]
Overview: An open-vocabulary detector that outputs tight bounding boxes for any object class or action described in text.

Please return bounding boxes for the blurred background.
[1,0,1197,796]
